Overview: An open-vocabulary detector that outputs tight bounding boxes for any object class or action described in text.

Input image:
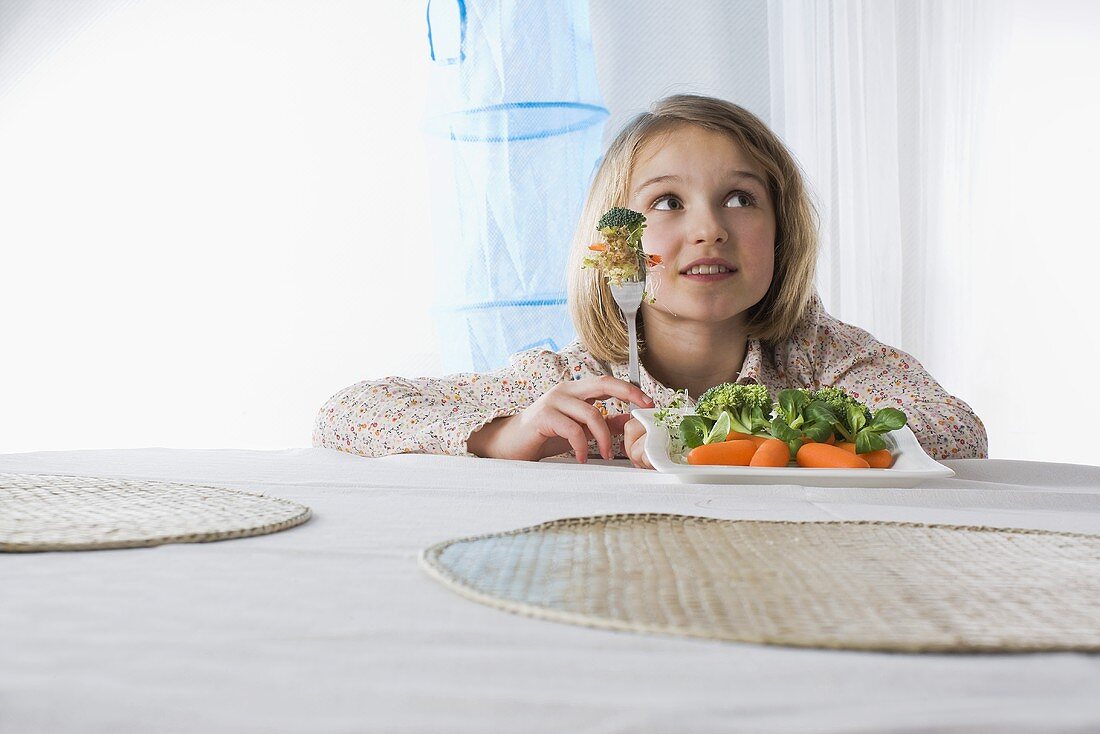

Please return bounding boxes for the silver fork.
[608,256,646,401]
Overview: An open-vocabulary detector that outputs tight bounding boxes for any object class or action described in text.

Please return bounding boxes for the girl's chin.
[645,302,752,325]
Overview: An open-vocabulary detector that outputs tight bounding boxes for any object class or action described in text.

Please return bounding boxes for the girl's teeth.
[687,264,730,275]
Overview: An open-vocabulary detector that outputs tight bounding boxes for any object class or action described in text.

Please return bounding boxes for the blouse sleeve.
[312,349,574,458]
[811,315,989,461]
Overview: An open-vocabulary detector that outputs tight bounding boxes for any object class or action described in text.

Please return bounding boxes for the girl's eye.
[725,191,756,208]
[652,195,683,211]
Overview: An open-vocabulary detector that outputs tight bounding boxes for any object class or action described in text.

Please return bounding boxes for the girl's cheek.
[743,224,777,260]
[740,237,776,282]
[641,228,676,258]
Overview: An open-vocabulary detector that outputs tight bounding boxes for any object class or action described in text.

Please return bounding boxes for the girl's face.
[628,124,776,329]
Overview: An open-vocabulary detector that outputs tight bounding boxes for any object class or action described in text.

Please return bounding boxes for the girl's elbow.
[939,417,988,460]
[965,418,990,459]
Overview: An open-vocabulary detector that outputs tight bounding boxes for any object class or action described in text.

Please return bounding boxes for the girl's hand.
[467,376,653,463]
[622,417,654,469]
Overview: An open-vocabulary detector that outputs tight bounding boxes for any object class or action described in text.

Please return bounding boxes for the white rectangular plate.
[632,408,954,487]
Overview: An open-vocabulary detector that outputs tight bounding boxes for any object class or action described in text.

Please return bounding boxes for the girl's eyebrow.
[632,174,681,198]
[632,170,767,198]
[729,170,767,190]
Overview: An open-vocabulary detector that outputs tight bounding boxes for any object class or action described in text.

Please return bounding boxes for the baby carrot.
[726,430,770,447]
[687,439,756,466]
[861,449,894,468]
[749,438,791,467]
[796,443,870,469]
[834,442,894,468]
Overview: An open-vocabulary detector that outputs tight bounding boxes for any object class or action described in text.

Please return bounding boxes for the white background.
[1,1,437,451]
[2,0,1098,464]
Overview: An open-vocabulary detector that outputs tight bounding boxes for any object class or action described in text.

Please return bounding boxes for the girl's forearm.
[313,377,512,458]
[466,415,515,458]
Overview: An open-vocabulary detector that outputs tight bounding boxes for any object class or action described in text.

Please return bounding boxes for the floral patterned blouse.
[313,295,988,461]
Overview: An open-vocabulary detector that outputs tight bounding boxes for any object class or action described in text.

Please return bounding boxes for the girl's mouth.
[680,262,737,282]
[681,270,736,282]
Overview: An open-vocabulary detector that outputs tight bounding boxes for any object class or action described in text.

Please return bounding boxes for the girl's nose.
[691,208,728,246]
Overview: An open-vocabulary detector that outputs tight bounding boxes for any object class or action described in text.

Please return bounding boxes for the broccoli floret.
[597,207,646,232]
[809,387,873,441]
[810,387,872,420]
[695,382,773,435]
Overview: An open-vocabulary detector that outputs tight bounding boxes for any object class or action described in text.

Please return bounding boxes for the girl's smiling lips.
[679,257,738,281]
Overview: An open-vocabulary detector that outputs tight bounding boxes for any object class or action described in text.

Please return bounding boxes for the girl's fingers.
[629,438,653,469]
[606,413,632,436]
[533,375,657,463]
[549,413,591,463]
[546,411,630,462]
[623,417,653,469]
[559,400,614,460]
[564,375,654,409]
[539,436,572,459]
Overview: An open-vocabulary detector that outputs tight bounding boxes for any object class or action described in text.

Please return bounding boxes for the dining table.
[3,446,1100,733]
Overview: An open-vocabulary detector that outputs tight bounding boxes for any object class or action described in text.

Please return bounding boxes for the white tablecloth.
[3,448,1100,733]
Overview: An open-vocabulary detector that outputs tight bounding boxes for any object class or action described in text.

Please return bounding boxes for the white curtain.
[768,0,1003,363]
[766,0,1100,464]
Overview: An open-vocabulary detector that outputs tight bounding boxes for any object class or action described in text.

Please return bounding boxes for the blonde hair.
[567,94,819,364]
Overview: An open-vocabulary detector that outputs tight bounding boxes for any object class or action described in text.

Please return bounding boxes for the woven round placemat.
[0,473,311,552]
[420,514,1100,653]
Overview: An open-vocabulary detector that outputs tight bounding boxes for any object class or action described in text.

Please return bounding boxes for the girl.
[314,95,987,468]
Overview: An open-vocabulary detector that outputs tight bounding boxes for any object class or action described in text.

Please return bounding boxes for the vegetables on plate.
[673,384,908,469]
